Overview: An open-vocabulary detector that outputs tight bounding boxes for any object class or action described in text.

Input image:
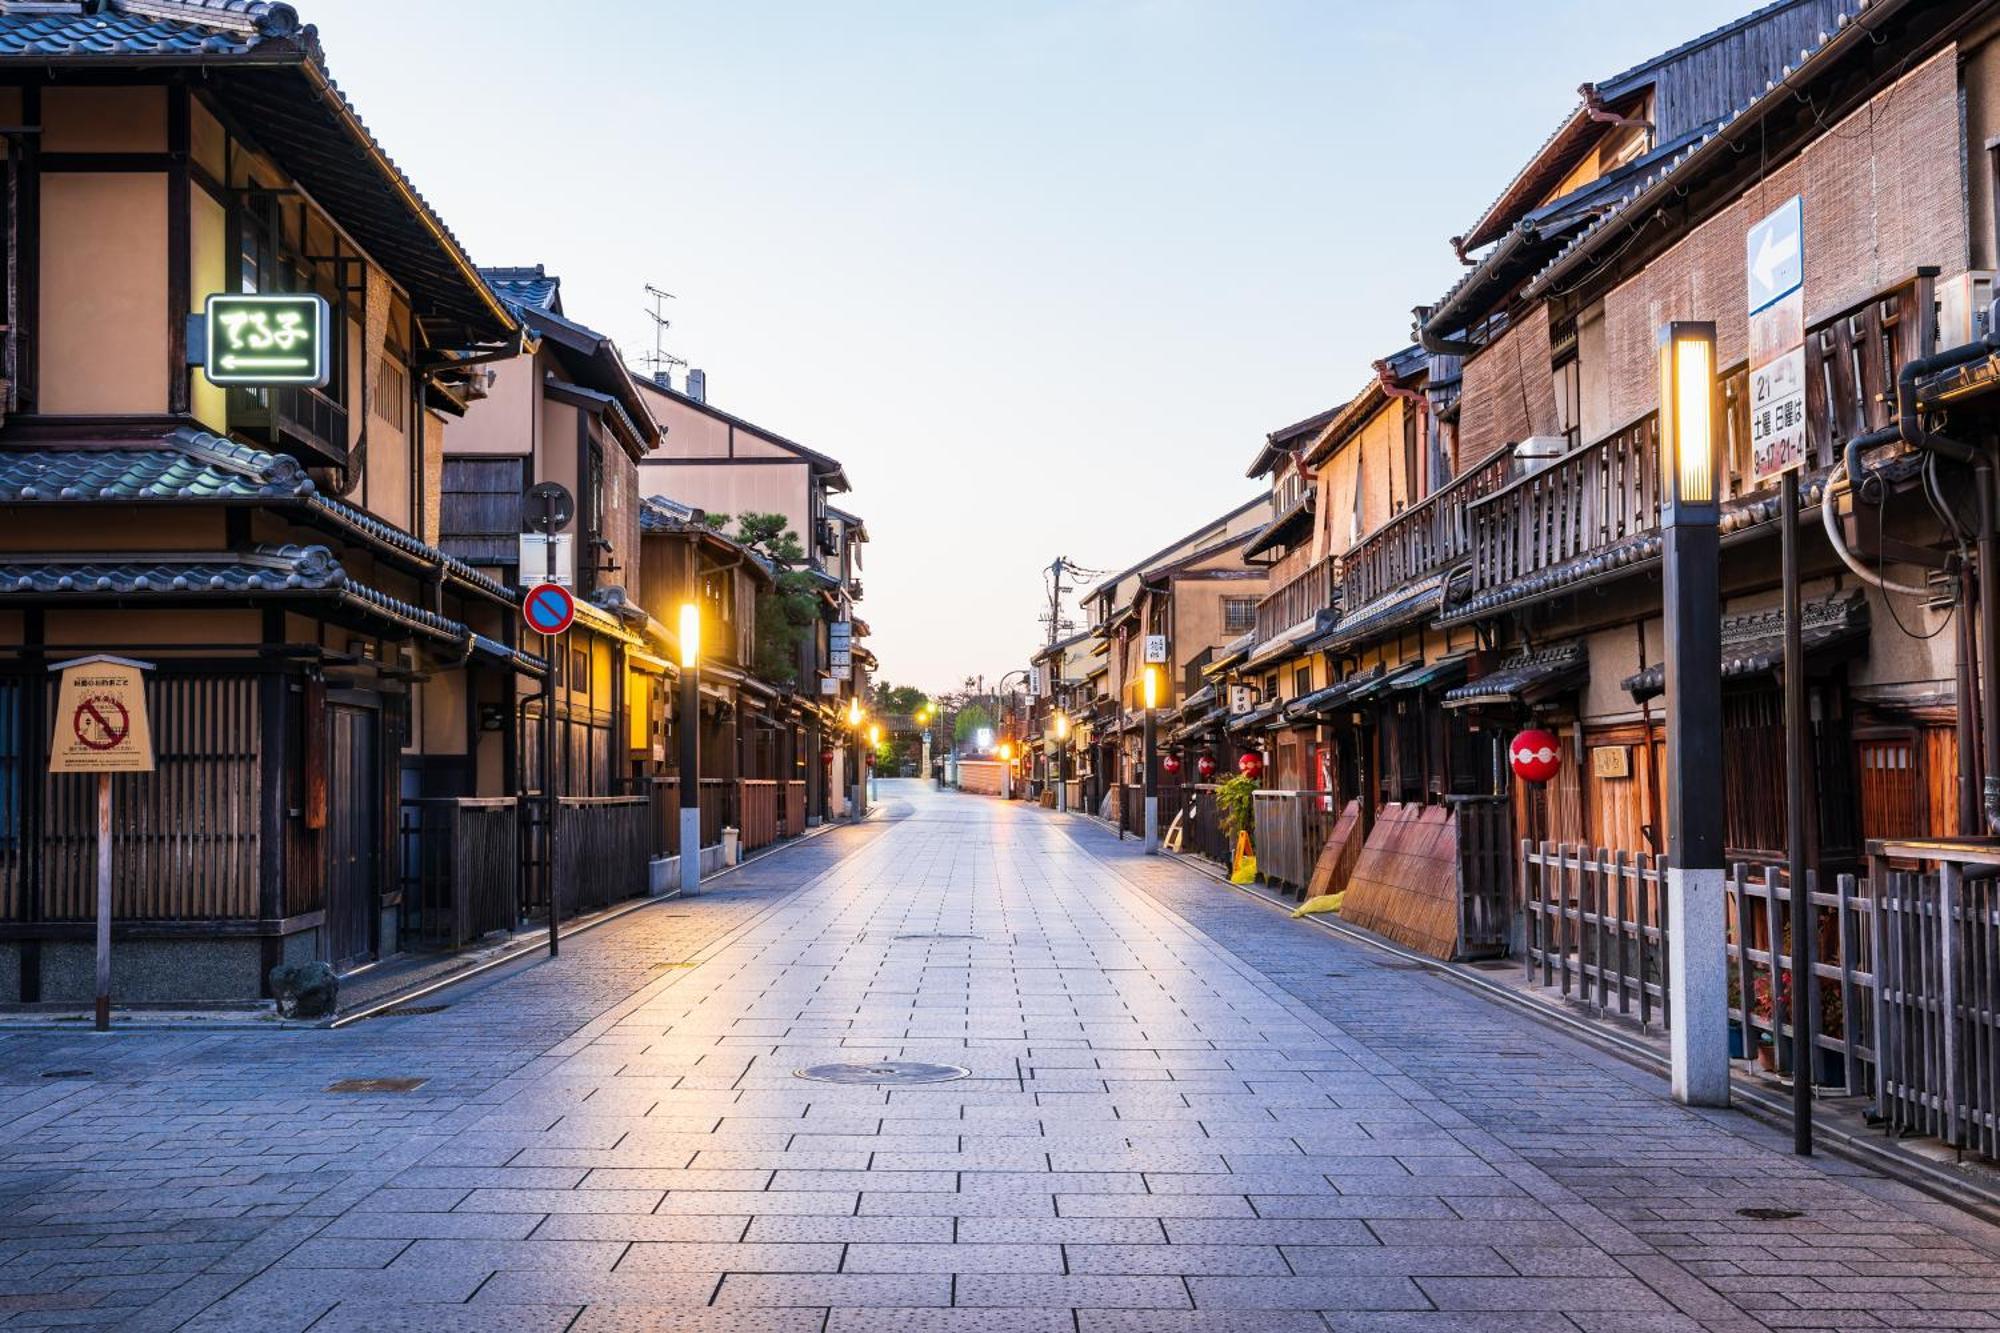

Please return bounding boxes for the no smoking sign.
[50,657,154,774]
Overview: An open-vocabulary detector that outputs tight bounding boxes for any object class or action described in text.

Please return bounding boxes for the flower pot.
[1755,1035,1776,1072]
[1728,1021,1747,1061]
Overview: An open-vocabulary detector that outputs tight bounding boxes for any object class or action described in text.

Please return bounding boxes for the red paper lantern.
[1236,751,1264,779]
[819,748,835,765]
[1509,728,1563,785]
[1196,754,1217,779]
[1162,755,1182,776]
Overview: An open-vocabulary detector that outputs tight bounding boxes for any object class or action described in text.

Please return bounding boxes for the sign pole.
[47,654,153,1030]
[94,772,112,1031]
[543,490,560,960]
[1781,468,1814,1153]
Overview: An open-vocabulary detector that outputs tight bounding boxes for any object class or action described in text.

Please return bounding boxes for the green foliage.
[722,512,817,690]
[953,704,993,743]
[700,511,730,531]
[1217,773,1258,845]
[873,682,929,719]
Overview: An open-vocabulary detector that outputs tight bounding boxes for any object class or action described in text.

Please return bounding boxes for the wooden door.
[324,700,380,969]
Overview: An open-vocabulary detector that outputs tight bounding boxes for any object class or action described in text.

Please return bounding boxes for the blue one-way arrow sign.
[1746,196,1803,315]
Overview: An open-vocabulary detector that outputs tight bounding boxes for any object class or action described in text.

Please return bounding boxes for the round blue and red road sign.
[523,582,576,637]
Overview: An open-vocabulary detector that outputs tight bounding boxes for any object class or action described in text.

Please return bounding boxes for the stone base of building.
[0,928,320,1006]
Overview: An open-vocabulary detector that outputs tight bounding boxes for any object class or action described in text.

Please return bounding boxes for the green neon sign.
[201,293,330,388]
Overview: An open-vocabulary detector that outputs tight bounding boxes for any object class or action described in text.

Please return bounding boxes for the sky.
[306,0,1758,695]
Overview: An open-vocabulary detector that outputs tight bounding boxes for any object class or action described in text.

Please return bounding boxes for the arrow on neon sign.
[219,355,313,370]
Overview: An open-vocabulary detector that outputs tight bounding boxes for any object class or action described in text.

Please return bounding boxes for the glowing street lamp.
[677,602,702,897]
[1142,665,1161,853]
[1659,320,1727,1108]
[1052,708,1071,814]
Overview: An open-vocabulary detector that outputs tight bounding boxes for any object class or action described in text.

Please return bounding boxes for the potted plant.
[1751,971,1779,1071]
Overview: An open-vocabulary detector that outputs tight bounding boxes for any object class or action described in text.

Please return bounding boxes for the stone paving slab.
[2,783,2000,1330]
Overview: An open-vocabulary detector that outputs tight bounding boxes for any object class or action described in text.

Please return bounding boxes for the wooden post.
[94,772,111,1031]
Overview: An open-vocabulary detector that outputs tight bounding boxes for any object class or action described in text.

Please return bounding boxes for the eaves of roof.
[1520,0,1923,307]
[1083,494,1270,602]
[1622,590,1869,701]
[0,4,519,346]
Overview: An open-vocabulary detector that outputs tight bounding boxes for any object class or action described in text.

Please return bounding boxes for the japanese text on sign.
[201,293,331,388]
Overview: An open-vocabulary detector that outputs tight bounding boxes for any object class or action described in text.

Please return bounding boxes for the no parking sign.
[523,582,576,637]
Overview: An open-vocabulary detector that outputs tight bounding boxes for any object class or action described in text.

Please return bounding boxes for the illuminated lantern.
[819,748,835,765]
[1196,754,1217,779]
[1162,755,1182,776]
[1508,728,1562,785]
[1237,751,1263,779]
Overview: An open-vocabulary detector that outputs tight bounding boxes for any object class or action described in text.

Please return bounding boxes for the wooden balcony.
[1254,554,1337,643]
[229,382,350,469]
[1458,271,1932,605]
[1336,450,1514,611]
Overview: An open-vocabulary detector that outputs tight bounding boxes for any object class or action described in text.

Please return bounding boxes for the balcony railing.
[229,382,350,469]
[1336,450,1514,610]
[1255,555,1337,644]
[1462,271,1932,600]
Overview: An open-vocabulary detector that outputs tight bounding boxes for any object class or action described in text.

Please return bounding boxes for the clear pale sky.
[307,0,1755,695]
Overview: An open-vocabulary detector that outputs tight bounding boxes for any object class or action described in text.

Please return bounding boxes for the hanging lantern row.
[1237,751,1264,780]
[1196,754,1217,779]
[1162,755,1182,776]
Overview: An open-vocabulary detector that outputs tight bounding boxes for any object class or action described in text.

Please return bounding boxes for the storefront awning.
[1387,652,1473,693]
[1621,592,1868,702]
[1444,642,1585,709]
[1227,699,1283,733]
[1241,616,1325,674]
[1305,569,1457,656]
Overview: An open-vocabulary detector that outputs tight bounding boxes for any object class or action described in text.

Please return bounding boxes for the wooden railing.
[737,780,780,851]
[1337,450,1513,610]
[398,798,518,950]
[1523,844,1879,1094]
[553,795,650,915]
[1868,839,2000,1161]
[783,780,807,837]
[1255,555,1337,644]
[1462,273,1932,600]
[1465,411,1662,596]
[1116,782,1182,839]
[698,779,734,848]
[1178,784,1232,864]
[639,776,680,859]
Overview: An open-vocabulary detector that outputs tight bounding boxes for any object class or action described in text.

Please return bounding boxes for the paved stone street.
[2,779,1998,1332]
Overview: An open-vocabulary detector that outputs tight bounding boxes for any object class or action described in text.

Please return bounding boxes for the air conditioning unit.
[1511,435,1569,478]
[1936,271,1996,350]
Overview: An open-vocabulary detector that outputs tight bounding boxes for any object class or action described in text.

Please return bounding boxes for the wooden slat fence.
[1870,843,2000,1160]
[737,780,779,852]
[552,795,649,915]
[1452,795,1513,957]
[698,779,733,849]
[1522,843,1878,1094]
[783,780,807,837]
[398,797,518,950]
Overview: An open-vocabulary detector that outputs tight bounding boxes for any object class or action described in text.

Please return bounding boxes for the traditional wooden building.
[0,1,536,997]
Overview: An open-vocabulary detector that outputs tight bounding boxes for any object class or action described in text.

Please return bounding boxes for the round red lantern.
[1508,728,1562,785]
[1196,754,1217,779]
[1162,755,1182,776]
[1236,751,1264,780]
[819,748,835,765]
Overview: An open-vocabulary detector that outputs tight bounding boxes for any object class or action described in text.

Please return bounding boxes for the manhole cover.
[892,933,982,941]
[326,1077,428,1094]
[39,1070,91,1079]
[795,1061,970,1085]
[1736,1207,1804,1221]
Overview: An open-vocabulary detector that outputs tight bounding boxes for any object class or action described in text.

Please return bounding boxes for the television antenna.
[640,283,688,385]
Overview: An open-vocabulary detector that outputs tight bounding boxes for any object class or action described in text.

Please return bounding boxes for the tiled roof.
[1443,642,1588,709]
[481,264,561,314]
[0,428,510,602]
[1287,665,1385,720]
[1309,570,1456,656]
[0,2,270,57]
[1521,1,1899,305]
[0,542,468,641]
[0,432,311,501]
[639,494,699,533]
[1622,590,1869,701]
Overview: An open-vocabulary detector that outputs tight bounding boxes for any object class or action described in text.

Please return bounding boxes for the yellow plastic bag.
[1293,892,1344,918]
[1230,831,1258,884]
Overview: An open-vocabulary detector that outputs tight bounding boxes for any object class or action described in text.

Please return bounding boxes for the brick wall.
[1601,47,1968,427]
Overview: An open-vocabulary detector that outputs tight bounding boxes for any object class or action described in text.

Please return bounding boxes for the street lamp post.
[1054,709,1070,813]
[868,722,881,803]
[1659,321,1729,1107]
[1142,666,1160,854]
[678,602,702,898]
[847,696,865,820]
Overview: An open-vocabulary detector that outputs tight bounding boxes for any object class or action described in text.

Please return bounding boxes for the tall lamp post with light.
[847,696,866,820]
[1659,320,1729,1107]
[1053,709,1070,813]
[678,602,702,898]
[868,722,881,803]
[1142,665,1161,853]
